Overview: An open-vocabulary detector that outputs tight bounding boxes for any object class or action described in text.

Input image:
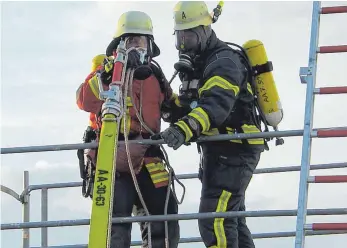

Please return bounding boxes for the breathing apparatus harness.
[172,42,274,149]
[176,63,200,111]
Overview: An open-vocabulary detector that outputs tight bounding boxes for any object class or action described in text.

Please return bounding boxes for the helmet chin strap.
[146,37,154,58]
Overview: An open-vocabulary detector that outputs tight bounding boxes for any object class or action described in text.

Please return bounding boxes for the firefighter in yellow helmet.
[77,11,180,248]
[152,2,265,248]
[106,10,160,60]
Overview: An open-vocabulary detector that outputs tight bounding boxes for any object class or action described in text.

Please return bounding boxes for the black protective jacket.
[166,31,265,153]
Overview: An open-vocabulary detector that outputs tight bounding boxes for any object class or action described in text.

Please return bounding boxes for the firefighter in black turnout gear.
[152,1,265,247]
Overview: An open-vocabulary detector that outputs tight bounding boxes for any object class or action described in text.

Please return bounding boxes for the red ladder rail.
[316,129,347,138]
[306,223,347,231]
[321,6,347,14]
[317,45,347,53]
[308,175,347,183]
[314,86,347,94]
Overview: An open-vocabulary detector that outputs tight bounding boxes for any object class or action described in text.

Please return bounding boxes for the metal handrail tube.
[2,127,347,155]
[1,129,305,154]
[2,208,346,230]
[29,230,347,248]
[19,162,347,196]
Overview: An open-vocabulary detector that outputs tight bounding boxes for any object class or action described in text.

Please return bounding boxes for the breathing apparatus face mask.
[125,36,153,80]
[173,29,201,108]
[173,26,212,110]
[173,29,200,73]
[175,29,199,54]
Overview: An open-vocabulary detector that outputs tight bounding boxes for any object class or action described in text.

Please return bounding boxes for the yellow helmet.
[107,11,160,57]
[173,1,213,31]
[113,11,154,39]
[91,54,107,71]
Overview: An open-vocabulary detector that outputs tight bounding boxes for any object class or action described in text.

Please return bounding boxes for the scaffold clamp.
[299,67,311,84]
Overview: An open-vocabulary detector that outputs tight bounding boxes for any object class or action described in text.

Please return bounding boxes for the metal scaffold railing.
[1,1,347,248]
[295,1,347,248]
[1,164,347,248]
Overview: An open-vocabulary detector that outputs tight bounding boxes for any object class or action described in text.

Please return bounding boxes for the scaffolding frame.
[295,1,347,248]
[1,164,347,248]
[1,1,347,247]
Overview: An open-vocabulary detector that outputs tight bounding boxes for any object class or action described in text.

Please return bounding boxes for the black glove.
[151,125,186,150]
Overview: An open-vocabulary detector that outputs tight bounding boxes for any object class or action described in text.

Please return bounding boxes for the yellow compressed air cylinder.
[242,39,283,128]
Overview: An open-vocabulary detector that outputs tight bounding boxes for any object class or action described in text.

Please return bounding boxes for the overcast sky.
[1,1,347,247]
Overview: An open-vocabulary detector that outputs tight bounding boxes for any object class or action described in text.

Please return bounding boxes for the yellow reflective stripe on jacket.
[88,76,100,99]
[247,82,253,95]
[214,190,232,248]
[201,125,263,145]
[104,60,113,73]
[119,97,133,135]
[175,120,193,142]
[202,128,219,136]
[145,162,169,188]
[125,96,133,107]
[202,127,241,144]
[226,127,242,144]
[198,76,240,97]
[170,93,182,107]
[241,124,264,145]
[188,107,211,132]
[119,115,131,135]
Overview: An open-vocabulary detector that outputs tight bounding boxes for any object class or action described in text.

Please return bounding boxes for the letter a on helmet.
[173,1,213,31]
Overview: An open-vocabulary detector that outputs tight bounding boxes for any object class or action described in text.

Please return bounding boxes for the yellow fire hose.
[87,41,128,248]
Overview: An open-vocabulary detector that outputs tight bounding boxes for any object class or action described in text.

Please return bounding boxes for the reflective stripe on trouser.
[202,124,264,145]
[111,166,179,248]
[198,150,261,248]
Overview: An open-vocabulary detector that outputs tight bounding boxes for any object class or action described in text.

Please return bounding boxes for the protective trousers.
[110,166,180,248]
[198,145,261,248]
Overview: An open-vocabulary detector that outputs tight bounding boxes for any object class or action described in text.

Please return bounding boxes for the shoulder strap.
[203,43,249,79]
[150,59,171,98]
